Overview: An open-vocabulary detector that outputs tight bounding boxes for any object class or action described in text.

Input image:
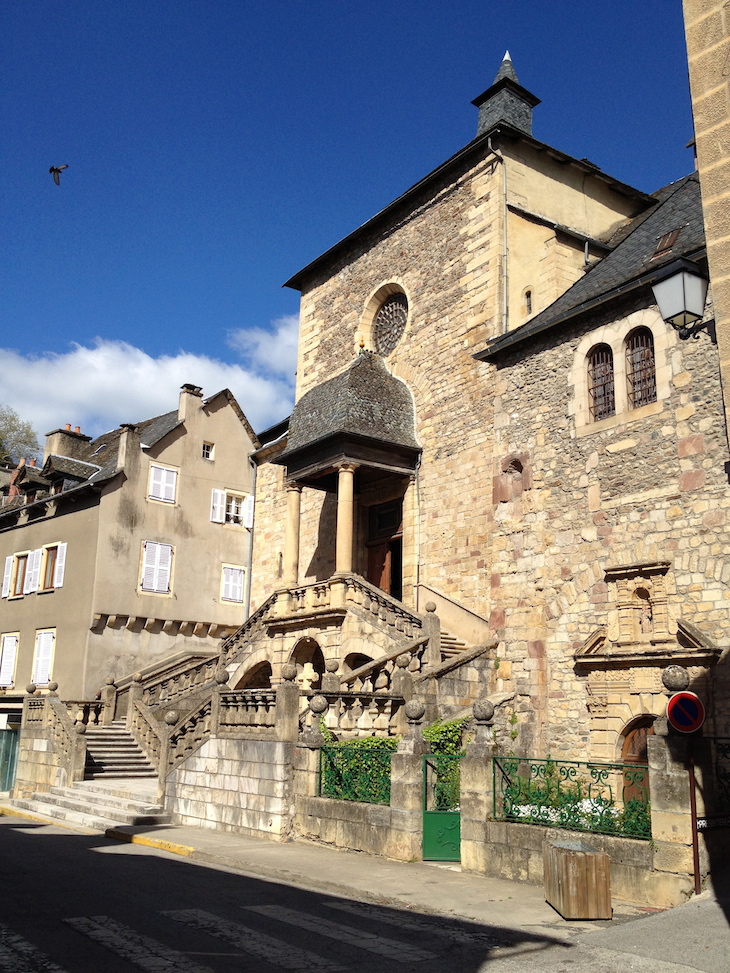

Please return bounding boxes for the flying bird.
[49,165,68,185]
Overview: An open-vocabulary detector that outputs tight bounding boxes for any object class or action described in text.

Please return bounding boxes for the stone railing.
[64,699,105,727]
[301,690,406,739]
[339,637,428,694]
[141,657,221,709]
[17,688,87,790]
[166,696,214,773]
[219,690,277,732]
[342,576,424,639]
[220,592,278,665]
[127,698,166,771]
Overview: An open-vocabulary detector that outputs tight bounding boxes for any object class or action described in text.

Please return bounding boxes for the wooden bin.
[543,840,612,920]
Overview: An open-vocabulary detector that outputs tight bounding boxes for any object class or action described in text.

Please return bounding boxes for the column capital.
[336,462,359,474]
[285,480,303,493]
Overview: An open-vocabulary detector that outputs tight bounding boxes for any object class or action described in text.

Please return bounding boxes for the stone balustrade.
[219,690,277,732]
[128,698,165,771]
[301,691,406,739]
[64,699,105,727]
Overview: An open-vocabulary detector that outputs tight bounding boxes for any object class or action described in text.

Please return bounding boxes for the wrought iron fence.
[493,756,651,840]
[318,742,395,805]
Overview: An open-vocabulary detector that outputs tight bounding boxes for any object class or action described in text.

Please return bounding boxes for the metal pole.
[688,736,702,896]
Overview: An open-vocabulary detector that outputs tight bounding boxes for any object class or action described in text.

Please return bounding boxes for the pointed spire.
[493,51,518,85]
[471,52,540,138]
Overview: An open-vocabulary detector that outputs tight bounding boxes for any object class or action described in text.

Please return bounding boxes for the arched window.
[587,344,615,420]
[625,327,656,409]
[524,289,533,316]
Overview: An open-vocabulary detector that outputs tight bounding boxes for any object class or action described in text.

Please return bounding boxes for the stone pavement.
[1,799,728,971]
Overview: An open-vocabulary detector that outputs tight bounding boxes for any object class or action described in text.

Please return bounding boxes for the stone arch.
[289,637,325,690]
[235,661,272,690]
[359,281,411,356]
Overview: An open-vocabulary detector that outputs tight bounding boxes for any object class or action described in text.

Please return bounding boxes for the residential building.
[0,384,258,719]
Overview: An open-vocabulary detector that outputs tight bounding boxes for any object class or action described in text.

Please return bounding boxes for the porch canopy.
[274,352,420,581]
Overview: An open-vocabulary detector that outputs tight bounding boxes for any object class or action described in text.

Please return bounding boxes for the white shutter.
[162,467,177,502]
[0,634,18,687]
[1,557,12,598]
[24,549,42,594]
[156,543,172,592]
[149,464,164,499]
[142,541,172,593]
[222,567,244,603]
[243,494,255,529]
[32,631,54,685]
[53,543,67,588]
[150,466,177,503]
[210,488,226,523]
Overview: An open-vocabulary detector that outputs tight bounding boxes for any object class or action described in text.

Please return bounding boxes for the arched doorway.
[620,715,655,804]
[289,638,325,690]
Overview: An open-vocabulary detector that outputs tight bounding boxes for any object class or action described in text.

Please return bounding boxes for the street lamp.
[651,258,710,340]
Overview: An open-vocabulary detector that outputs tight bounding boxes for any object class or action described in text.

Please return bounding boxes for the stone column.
[283,481,303,588]
[389,699,429,861]
[334,463,357,574]
[461,700,495,874]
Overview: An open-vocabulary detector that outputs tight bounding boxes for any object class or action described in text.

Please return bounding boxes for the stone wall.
[485,292,730,755]
[166,736,295,838]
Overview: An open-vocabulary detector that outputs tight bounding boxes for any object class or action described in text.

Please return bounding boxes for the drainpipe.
[244,455,256,619]
[488,136,508,335]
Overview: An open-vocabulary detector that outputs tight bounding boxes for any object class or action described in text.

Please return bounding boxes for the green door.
[0,730,19,791]
[422,754,461,861]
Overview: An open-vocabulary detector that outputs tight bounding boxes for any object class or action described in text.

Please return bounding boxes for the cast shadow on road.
[0,818,575,973]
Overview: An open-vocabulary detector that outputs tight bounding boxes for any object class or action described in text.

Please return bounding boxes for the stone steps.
[440,630,469,659]
[9,779,169,831]
[84,721,157,780]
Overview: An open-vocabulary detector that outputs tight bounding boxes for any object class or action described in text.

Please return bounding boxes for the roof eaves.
[476,243,707,361]
[284,126,653,292]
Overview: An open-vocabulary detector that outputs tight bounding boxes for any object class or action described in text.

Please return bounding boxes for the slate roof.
[479,173,705,359]
[281,352,418,458]
[45,455,102,480]
[85,410,181,483]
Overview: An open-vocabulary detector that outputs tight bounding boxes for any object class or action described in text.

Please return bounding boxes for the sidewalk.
[2,802,728,971]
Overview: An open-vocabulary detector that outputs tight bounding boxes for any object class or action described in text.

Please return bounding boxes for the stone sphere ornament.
[325,659,340,673]
[214,669,229,685]
[47,682,59,693]
[164,710,179,726]
[309,694,329,715]
[26,684,37,695]
[105,676,116,686]
[425,601,437,613]
[662,665,690,692]
[473,699,495,723]
[404,699,426,722]
[395,654,410,669]
[281,663,297,682]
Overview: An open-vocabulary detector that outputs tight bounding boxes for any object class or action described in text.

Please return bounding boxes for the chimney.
[472,52,541,138]
[117,423,138,469]
[43,425,93,463]
[178,383,203,422]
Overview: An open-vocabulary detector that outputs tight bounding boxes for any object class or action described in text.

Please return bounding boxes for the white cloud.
[0,330,297,444]
[226,314,299,379]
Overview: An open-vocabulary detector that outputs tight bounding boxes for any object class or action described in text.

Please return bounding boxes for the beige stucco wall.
[0,501,100,699]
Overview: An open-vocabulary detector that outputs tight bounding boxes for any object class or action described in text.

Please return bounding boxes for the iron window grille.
[625,328,657,409]
[588,344,616,421]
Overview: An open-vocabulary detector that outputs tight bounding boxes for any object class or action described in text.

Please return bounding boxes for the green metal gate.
[422,754,461,861]
[0,730,19,792]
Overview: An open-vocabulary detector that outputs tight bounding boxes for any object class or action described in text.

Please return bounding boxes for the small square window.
[202,442,214,461]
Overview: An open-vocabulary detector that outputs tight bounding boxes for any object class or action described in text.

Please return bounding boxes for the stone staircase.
[440,630,469,660]
[84,721,157,780]
[10,779,170,831]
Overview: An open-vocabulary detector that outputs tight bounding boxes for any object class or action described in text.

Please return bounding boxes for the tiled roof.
[479,173,704,358]
[45,455,101,479]
[281,352,418,458]
[85,410,180,483]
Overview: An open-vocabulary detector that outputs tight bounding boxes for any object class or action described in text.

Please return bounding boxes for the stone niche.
[574,561,720,760]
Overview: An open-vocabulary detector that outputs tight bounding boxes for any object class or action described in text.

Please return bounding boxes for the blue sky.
[1,0,693,442]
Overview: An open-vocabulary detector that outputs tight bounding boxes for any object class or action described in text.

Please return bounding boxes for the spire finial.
[493,51,518,85]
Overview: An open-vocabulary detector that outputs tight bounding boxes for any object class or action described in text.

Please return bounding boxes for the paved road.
[0,815,727,972]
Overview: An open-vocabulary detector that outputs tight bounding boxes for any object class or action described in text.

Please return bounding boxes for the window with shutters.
[32,629,55,686]
[210,489,254,528]
[2,545,67,599]
[0,634,19,688]
[148,464,178,504]
[221,565,245,603]
[140,541,174,594]
[625,328,657,409]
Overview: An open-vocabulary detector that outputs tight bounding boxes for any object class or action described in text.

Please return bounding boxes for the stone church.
[225,54,728,765]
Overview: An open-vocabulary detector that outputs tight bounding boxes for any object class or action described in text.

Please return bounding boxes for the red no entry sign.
[667,691,706,733]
